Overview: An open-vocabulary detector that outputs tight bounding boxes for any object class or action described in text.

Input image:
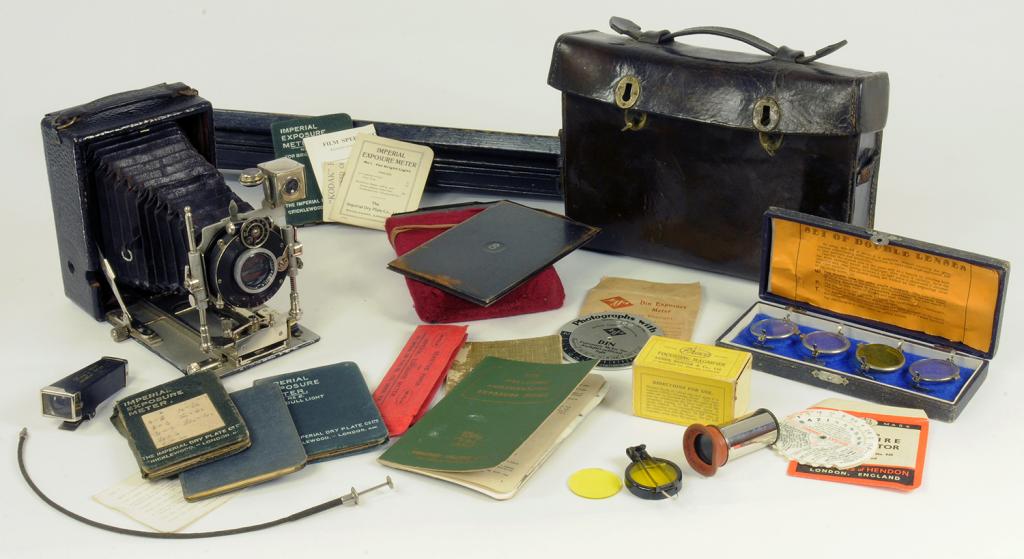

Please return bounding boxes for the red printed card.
[373,325,469,436]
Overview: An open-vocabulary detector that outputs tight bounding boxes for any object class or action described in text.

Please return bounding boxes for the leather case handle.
[609,16,846,64]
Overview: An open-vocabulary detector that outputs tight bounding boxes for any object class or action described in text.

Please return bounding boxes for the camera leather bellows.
[548,17,889,280]
[88,123,253,295]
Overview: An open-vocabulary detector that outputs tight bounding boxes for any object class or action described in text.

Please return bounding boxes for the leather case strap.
[609,16,846,63]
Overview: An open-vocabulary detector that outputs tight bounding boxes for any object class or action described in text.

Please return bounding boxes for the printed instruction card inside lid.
[761,208,1009,359]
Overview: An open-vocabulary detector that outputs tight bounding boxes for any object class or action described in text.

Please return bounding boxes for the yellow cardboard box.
[632,336,751,426]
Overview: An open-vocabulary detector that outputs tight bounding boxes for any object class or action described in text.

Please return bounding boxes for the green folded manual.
[379,357,605,499]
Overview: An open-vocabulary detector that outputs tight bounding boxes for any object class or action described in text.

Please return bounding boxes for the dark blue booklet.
[110,371,249,480]
[179,383,306,501]
[255,362,389,462]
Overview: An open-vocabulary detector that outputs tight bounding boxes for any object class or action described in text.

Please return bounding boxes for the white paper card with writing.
[327,135,434,230]
[93,475,233,533]
[301,124,377,220]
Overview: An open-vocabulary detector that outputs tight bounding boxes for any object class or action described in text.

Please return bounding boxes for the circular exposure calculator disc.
[773,409,878,469]
[559,313,662,369]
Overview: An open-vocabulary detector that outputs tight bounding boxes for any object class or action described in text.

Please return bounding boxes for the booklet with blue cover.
[255,362,389,462]
[180,383,305,501]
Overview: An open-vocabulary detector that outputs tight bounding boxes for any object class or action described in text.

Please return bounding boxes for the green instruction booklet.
[379,357,596,472]
[270,113,353,225]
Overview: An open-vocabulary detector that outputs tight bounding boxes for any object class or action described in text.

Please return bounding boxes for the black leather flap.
[548,28,889,135]
[41,82,215,164]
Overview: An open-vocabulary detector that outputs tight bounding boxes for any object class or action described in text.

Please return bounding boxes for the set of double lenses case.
[718,208,1009,422]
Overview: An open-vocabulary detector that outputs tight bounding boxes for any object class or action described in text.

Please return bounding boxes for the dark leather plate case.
[387,201,599,306]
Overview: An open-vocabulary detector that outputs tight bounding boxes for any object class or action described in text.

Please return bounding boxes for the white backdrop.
[1,1,1022,557]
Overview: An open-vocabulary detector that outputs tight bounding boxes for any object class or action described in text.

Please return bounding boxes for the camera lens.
[210,226,287,309]
[234,248,278,294]
[42,393,75,420]
[283,177,300,196]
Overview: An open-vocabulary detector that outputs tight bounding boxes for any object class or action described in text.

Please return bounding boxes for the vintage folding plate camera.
[717,208,1009,421]
[41,83,319,377]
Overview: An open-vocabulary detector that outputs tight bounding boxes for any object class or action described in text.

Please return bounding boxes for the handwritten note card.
[142,394,225,449]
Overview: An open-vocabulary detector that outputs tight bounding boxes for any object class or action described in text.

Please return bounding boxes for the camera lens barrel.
[206,223,288,308]
[234,248,278,294]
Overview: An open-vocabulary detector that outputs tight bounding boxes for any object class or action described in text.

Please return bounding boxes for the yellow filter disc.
[568,468,622,499]
[626,460,678,486]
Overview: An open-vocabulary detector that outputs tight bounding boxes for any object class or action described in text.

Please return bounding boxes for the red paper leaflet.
[373,325,468,436]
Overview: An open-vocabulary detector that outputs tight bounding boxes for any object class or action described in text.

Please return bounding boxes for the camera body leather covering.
[41,83,215,320]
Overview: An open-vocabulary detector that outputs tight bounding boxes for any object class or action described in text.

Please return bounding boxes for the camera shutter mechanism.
[753,97,783,156]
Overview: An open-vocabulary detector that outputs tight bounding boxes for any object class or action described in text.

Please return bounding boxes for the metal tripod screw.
[340,476,395,506]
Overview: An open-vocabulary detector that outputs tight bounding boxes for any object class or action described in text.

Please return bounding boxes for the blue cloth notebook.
[180,383,305,501]
[255,362,389,462]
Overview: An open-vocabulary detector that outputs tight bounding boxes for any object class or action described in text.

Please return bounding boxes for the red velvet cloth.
[385,206,565,323]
